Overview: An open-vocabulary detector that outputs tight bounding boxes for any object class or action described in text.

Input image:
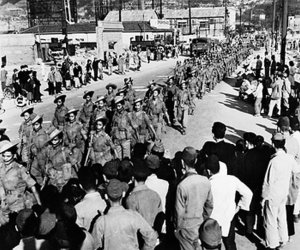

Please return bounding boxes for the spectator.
[175,146,213,250]
[92,179,158,250]
[126,159,163,228]
[206,155,252,250]
[261,133,300,249]
[75,167,107,232]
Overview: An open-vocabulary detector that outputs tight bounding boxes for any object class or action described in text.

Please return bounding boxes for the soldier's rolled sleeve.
[19,167,36,188]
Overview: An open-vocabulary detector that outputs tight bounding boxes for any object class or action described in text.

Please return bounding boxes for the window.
[199,21,208,29]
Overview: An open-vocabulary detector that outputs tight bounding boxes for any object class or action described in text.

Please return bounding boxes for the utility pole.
[158,0,163,19]
[280,0,288,65]
[61,0,68,56]
[223,0,228,37]
[118,0,121,21]
[272,0,276,48]
[188,0,192,34]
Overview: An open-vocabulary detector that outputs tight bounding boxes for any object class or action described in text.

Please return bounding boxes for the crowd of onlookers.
[2,39,300,250]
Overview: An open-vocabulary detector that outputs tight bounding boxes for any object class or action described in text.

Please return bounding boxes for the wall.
[0,34,37,65]
[122,32,155,48]
[39,33,97,44]
[96,21,124,60]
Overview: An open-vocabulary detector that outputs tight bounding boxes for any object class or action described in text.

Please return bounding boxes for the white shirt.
[210,173,252,237]
[75,191,107,231]
[292,131,300,165]
[145,174,169,212]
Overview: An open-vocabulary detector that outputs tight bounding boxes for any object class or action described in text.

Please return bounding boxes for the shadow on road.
[219,92,253,115]
[223,77,237,87]
[256,123,276,135]
[225,125,248,144]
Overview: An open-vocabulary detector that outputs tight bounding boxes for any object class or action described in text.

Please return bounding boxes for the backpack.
[271,83,280,100]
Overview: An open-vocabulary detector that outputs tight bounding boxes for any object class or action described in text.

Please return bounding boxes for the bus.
[190,37,211,56]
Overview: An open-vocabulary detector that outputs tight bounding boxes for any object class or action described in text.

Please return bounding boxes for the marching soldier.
[79,90,95,131]
[64,108,86,155]
[29,115,49,186]
[176,80,192,135]
[88,115,118,166]
[145,86,171,139]
[187,70,198,115]
[130,98,156,145]
[105,83,117,110]
[116,87,132,112]
[52,94,69,130]
[0,141,41,214]
[110,96,138,159]
[43,129,78,192]
[19,106,36,164]
[124,77,136,107]
[92,96,110,124]
[164,76,179,124]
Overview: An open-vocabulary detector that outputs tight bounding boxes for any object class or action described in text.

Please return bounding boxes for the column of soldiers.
[0,43,251,217]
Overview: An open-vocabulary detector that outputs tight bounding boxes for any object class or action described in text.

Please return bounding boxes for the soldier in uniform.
[0,141,41,214]
[130,98,156,145]
[92,96,109,123]
[124,77,136,108]
[64,108,87,156]
[19,106,36,164]
[29,115,49,187]
[79,90,95,131]
[52,94,69,130]
[176,80,192,135]
[105,83,117,110]
[164,76,179,124]
[116,87,132,112]
[110,96,138,159]
[145,86,171,139]
[187,70,198,115]
[88,116,118,166]
[144,80,156,105]
[44,129,78,192]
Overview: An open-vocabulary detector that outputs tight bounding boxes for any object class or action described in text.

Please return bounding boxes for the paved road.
[0,58,177,141]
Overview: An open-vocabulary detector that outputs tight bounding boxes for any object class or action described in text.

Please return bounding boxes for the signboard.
[150,19,171,29]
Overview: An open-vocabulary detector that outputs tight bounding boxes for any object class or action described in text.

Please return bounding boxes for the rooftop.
[21,23,96,34]
[104,10,158,22]
[162,7,230,19]
[123,21,172,32]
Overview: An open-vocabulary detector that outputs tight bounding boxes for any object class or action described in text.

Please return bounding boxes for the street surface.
[1,54,300,250]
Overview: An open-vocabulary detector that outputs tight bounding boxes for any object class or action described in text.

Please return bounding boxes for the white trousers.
[268,98,281,117]
[263,200,288,248]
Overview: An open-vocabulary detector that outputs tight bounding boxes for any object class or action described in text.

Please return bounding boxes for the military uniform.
[125,87,136,107]
[19,118,34,164]
[44,144,78,191]
[146,97,168,139]
[0,161,36,213]
[63,120,86,153]
[187,76,198,115]
[52,105,69,130]
[111,108,135,159]
[105,92,115,110]
[79,101,95,130]
[176,88,191,132]
[89,130,116,166]
[164,82,179,123]
[130,109,153,145]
